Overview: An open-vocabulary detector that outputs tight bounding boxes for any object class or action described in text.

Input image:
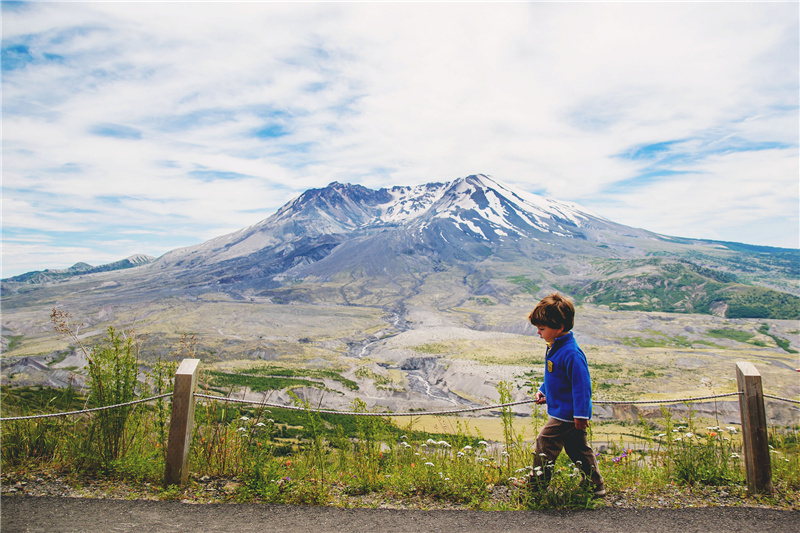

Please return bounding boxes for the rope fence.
[190,391,753,417]
[0,359,792,494]
[5,390,799,422]
[0,393,171,422]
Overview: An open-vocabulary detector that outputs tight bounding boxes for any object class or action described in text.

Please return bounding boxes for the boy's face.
[536,325,564,344]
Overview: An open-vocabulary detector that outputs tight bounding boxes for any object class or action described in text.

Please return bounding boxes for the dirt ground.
[2,496,799,533]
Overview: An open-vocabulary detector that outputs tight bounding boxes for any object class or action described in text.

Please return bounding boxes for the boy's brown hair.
[528,292,575,332]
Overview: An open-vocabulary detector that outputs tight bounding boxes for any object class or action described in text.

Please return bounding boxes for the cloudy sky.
[2,2,798,278]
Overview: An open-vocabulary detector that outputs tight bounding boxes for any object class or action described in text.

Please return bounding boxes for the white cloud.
[1,1,797,276]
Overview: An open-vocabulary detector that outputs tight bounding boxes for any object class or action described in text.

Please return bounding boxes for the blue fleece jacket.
[538,331,593,421]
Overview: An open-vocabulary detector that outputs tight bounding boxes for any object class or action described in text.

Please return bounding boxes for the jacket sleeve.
[567,352,592,419]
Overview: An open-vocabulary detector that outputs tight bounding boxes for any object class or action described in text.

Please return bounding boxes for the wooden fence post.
[164,358,200,487]
[736,361,774,494]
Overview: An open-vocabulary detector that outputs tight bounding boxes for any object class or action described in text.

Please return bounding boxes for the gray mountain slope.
[2,174,798,319]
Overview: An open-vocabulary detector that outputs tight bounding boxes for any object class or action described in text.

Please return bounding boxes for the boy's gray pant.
[533,417,604,489]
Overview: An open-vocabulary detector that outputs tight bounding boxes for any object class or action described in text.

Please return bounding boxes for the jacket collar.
[546,331,573,356]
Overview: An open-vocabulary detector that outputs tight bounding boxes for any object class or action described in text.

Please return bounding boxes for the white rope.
[764,393,800,406]
[0,393,172,422]
[3,390,795,422]
[193,393,536,416]
[594,392,743,405]
[192,391,747,417]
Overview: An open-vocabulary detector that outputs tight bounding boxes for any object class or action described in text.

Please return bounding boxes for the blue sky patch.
[601,169,695,195]
[255,124,289,138]
[152,109,236,133]
[621,140,685,161]
[89,123,142,140]
[2,43,35,71]
[189,169,250,182]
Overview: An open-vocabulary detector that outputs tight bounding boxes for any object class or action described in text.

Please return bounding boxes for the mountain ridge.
[2,175,798,319]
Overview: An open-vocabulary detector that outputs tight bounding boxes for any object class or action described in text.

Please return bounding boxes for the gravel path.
[2,496,799,533]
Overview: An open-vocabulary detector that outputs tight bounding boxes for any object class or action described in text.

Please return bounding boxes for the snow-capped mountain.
[143,174,665,300]
[3,174,798,320]
[159,174,643,269]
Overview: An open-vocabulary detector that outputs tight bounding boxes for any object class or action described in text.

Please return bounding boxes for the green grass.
[620,335,693,348]
[208,365,360,392]
[706,328,755,343]
[2,384,799,510]
[4,335,25,351]
[758,324,798,354]
[507,275,540,295]
[205,371,320,392]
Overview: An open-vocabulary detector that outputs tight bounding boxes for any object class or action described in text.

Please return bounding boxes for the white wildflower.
[256,422,266,427]
[424,462,435,467]
[478,440,489,447]
[462,445,472,451]
[239,416,249,421]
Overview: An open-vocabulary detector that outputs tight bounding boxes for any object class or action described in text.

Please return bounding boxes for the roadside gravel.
[2,469,797,511]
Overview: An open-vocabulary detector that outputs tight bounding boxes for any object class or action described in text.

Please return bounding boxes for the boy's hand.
[535,391,546,404]
[574,418,589,431]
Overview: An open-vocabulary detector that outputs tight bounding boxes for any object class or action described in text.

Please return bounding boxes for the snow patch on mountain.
[157,173,612,267]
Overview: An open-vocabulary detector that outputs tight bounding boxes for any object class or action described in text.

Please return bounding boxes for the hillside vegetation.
[570,258,800,320]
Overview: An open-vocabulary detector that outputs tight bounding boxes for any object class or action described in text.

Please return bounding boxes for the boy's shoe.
[593,485,607,497]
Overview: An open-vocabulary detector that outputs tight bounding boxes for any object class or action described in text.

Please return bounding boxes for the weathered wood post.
[735,361,774,494]
[164,358,200,487]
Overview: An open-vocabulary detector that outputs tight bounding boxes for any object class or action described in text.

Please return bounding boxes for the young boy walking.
[528,292,605,496]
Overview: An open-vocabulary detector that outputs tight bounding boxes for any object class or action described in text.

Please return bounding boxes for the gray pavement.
[2,496,798,533]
